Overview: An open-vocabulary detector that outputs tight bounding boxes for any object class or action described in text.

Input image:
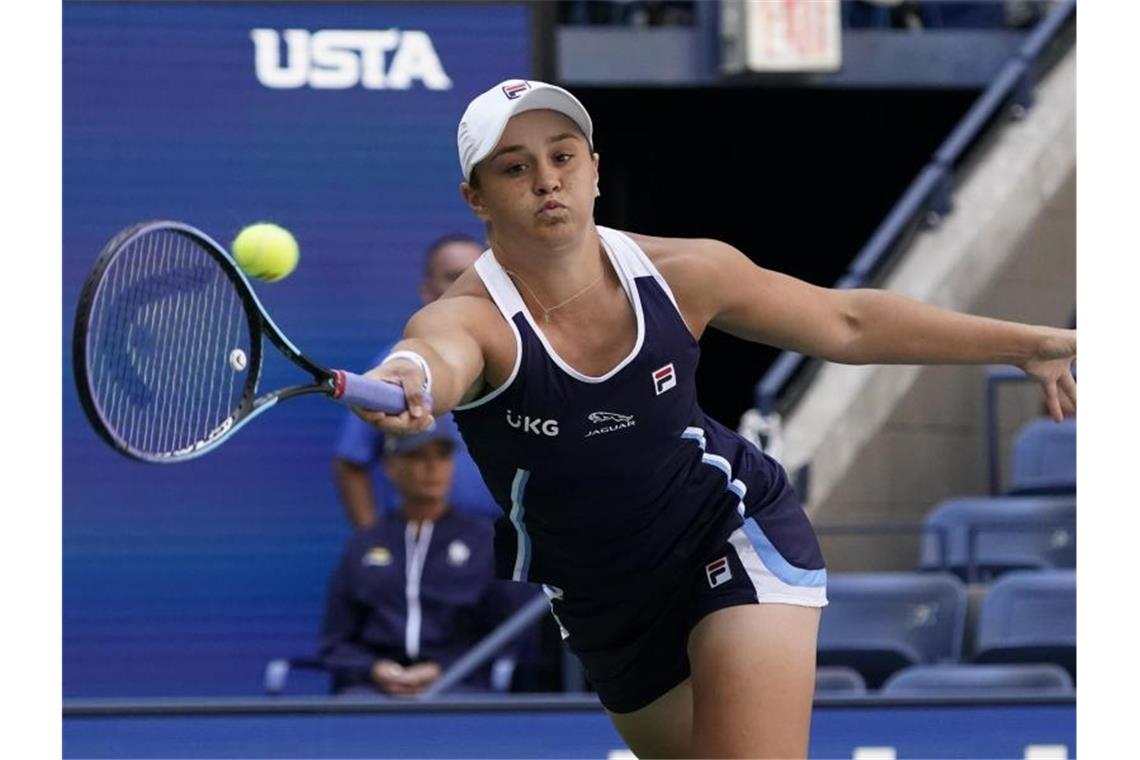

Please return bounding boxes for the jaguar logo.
[588,411,633,424]
[586,411,636,438]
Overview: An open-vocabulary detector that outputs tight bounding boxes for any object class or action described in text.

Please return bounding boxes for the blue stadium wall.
[63,1,532,697]
[62,1,985,699]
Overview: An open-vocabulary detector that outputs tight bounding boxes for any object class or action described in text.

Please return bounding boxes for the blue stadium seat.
[815,666,867,695]
[918,496,1075,581]
[1008,418,1076,495]
[974,570,1076,679]
[818,573,967,688]
[264,657,331,696]
[881,663,1074,696]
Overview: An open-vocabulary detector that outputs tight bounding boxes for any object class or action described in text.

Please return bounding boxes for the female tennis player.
[356,80,1076,758]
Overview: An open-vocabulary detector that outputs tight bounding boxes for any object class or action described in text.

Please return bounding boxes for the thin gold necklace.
[503,266,605,323]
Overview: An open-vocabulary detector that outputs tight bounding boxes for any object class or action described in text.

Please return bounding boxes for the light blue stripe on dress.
[682,427,748,500]
[682,425,824,588]
[509,469,532,581]
[741,517,827,587]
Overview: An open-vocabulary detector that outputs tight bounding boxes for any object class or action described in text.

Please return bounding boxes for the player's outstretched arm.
[816,283,1075,420]
[353,296,488,433]
[661,238,1075,421]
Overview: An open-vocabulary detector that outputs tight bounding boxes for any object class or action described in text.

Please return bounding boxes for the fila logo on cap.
[653,363,677,395]
[706,556,732,588]
[502,81,531,99]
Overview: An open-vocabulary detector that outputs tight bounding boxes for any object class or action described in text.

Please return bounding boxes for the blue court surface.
[63,694,1075,759]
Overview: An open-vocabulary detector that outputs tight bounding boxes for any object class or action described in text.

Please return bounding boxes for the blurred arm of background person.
[332,234,487,528]
[333,393,393,528]
[332,464,379,529]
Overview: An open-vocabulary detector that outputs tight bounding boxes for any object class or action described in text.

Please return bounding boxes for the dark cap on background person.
[383,414,461,456]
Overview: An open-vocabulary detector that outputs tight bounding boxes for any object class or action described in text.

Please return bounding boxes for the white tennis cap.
[457,79,594,181]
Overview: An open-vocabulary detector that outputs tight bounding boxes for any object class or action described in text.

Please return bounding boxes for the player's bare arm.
[354,294,503,433]
[638,234,1076,421]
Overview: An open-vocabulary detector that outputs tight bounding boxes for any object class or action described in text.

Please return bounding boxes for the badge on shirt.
[363,547,392,567]
[448,540,471,567]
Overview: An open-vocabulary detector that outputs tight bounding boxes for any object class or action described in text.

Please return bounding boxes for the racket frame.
[73,220,338,463]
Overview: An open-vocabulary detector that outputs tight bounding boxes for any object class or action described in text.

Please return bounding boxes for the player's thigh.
[605,677,693,759]
[687,603,821,759]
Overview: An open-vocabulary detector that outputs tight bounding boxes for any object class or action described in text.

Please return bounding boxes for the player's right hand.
[352,358,434,434]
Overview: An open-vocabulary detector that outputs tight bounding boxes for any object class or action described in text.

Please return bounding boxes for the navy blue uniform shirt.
[319,509,525,691]
[452,227,825,599]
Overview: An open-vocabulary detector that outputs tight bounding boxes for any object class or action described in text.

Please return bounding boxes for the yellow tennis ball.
[231,223,299,282]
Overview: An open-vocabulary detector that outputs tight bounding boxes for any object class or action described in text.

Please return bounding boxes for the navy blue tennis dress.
[451,226,827,712]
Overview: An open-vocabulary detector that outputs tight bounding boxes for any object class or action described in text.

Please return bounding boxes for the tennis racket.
[72,220,427,464]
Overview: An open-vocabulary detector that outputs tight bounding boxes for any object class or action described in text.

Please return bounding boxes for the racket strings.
[86,230,251,457]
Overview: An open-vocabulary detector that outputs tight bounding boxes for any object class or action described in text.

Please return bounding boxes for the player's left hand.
[1020,327,1076,422]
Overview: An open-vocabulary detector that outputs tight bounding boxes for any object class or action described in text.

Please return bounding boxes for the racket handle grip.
[330,370,432,414]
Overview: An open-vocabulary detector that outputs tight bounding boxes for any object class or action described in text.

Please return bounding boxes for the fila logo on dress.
[706,556,732,588]
[653,363,677,395]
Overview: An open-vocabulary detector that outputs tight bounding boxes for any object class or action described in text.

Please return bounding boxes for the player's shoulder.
[620,232,747,336]
[621,231,738,280]
[437,262,494,304]
[414,268,499,324]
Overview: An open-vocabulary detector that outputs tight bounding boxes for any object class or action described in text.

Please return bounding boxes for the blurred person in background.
[561,0,694,26]
[333,234,499,527]
[320,415,535,696]
[844,0,1047,29]
[358,80,1075,756]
